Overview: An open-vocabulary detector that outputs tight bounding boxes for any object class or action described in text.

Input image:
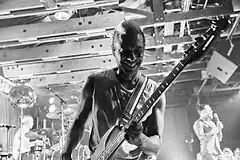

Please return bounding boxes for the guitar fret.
[179,61,184,67]
[173,68,178,74]
[152,97,155,101]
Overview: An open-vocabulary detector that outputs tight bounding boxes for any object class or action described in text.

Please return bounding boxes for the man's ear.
[111,45,116,56]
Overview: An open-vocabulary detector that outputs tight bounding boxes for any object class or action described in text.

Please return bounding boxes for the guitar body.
[90,125,145,160]
[91,125,122,160]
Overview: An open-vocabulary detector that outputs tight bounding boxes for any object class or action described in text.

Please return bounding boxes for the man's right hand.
[61,152,72,160]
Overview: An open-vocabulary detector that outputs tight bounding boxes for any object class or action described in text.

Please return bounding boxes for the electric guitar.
[89,17,230,160]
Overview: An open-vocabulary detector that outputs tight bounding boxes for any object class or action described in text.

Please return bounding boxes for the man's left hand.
[125,121,143,146]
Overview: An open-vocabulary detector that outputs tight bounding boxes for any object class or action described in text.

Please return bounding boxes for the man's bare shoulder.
[90,69,116,81]
[193,119,203,127]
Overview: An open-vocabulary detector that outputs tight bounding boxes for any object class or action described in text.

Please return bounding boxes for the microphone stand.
[47,86,67,153]
[19,107,24,160]
[6,125,12,159]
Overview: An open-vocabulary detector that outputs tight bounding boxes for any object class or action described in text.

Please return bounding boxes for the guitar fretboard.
[134,57,189,122]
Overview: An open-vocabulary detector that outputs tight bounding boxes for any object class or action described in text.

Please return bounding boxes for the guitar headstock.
[212,15,231,31]
[185,16,230,64]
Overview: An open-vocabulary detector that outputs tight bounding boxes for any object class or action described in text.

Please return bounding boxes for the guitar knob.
[192,43,198,49]
[210,24,217,31]
[201,35,207,41]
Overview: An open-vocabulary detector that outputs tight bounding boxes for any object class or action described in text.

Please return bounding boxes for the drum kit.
[1,84,89,160]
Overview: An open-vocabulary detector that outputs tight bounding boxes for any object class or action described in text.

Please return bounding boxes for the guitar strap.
[119,74,148,126]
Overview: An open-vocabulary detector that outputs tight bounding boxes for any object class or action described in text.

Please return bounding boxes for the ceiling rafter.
[0,0,118,19]
[0,35,193,64]
[0,0,239,103]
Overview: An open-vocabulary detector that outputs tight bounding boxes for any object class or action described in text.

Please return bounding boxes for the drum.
[49,145,90,160]
[33,140,44,154]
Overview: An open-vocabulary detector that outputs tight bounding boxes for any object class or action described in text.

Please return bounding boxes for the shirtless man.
[193,104,223,160]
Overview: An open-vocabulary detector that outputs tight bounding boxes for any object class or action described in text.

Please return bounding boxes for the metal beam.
[9,66,205,86]
[0,0,118,19]
[35,83,83,94]
[0,0,42,13]
[0,39,112,63]
[0,12,126,44]
[16,69,98,86]
[152,0,164,22]
[0,2,237,47]
[163,2,235,23]
[2,50,205,79]
[3,55,116,78]
[0,35,192,64]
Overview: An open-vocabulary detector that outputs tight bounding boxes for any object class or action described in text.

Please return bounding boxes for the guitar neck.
[132,29,221,123]
[133,58,187,123]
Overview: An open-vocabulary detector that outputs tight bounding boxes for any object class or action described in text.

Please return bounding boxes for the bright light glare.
[49,104,56,113]
[49,97,55,104]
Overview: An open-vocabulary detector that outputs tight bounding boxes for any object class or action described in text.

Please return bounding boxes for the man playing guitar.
[61,20,166,160]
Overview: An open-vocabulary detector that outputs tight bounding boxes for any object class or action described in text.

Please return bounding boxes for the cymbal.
[65,104,79,109]
[46,108,75,119]
[25,131,42,140]
[30,128,56,136]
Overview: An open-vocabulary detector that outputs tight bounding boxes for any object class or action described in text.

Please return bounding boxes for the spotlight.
[49,104,56,113]
[49,97,55,104]
[54,11,73,20]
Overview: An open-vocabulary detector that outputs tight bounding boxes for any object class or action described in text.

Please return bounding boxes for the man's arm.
[193,121,219,141]
[12,130,20,160]
[62,75,94,159]
[216,121,223,141]
[140,94,166,155]
[126,94,166,155]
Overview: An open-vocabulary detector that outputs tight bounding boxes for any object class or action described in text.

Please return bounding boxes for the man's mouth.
[123,61,137,68]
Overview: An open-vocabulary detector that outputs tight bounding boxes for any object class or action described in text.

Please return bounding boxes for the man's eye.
[134,49,143,54]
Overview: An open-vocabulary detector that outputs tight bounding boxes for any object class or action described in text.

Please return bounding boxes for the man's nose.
[127,52,136,61]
